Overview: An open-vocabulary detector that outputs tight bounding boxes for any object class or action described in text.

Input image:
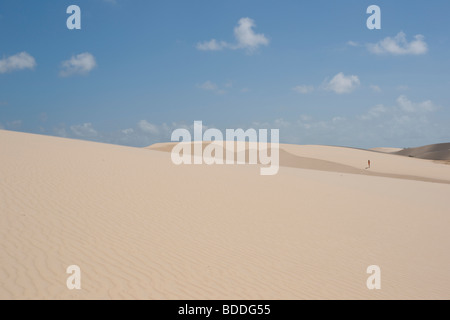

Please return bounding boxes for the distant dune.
[370,147,403,153]
[149,142,450,184]
[392,143,450,161]
[2,130,450,300]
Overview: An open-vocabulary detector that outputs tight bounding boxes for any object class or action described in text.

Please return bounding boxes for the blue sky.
[1,0,449,148]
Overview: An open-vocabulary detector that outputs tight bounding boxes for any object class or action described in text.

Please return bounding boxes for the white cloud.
[0,52,36,74]
[396,95,436,113]
[43,94,445,149]
[70,123,98,137]
[325,72,360,94]
[60,53,97,77]
[370,85,382,93]
[196,17,269,53]
[121,128,134,135]
[196,39,228,51]
[293,85,314,94]
[359,96,436,121]
[68,121,181,145]
[359,104,388,120]
[138,120,159,135]
[233,17,269,51]
[112,121,194,146]
[247,94,444,148]
[367,32,428,55]
[241,88,250,93]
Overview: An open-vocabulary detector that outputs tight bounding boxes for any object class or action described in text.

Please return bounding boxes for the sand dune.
[2,130,450,300]
[393,143,450,161]
[149,142,450,184]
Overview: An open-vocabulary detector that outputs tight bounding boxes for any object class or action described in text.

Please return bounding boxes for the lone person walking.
[368,160,371,169]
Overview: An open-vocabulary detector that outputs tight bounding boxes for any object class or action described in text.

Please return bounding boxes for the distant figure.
[368,160,371,169]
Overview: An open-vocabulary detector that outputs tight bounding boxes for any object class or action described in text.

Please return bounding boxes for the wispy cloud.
[196,81,227,94]
[224,81,233,88]
[121,128,134,135]
[70,123,98,137]
[60,53,97,77]
[49,94,445,149]
[53,124,68,138]
[0,52,36,74]
[138,120,160,135]
[359,104,388,120]
[346,41,360,47]
[6,120,22,129]
[251,96,443,147]
[367,32,428,55]
[293,73,360,95]
[196,39,228,51]
[197,81,217,91]
[293,85,314,94]
[396,95,436,113]
[370,85,382,93]
[197,17,269,53]
[358,95,437,122]
[325,72,360,94]
[54,121,199,147]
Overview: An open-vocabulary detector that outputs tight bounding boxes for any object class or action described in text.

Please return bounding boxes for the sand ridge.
[148,142,450,184]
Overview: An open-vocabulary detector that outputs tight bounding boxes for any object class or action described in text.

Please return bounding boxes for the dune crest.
[148,142,450,184]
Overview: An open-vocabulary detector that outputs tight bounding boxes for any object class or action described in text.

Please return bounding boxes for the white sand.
[1,130,450,300]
